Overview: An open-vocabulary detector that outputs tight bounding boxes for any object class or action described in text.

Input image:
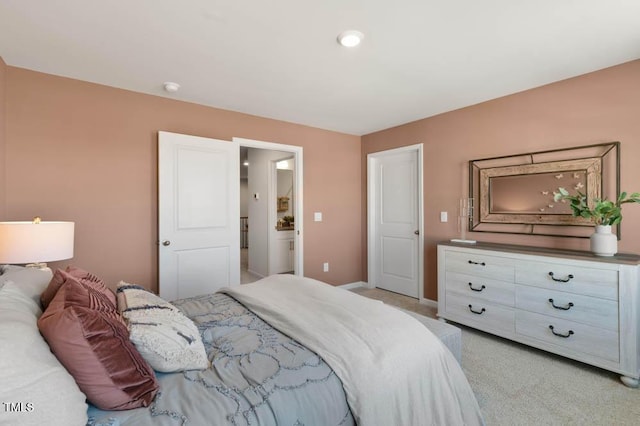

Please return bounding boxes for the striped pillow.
[117,282,209,373]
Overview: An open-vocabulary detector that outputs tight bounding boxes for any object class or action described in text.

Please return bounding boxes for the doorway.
[235,138,303,283]
[158,132,303,299]
[367,144,424,299]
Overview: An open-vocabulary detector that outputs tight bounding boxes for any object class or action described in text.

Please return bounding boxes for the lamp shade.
[0,221,74,264]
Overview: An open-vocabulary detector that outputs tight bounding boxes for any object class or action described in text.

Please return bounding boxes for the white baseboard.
[419,297,438,309]
[338,281,367,290]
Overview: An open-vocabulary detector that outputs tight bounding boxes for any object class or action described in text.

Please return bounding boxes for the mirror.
[275,159,294,230]
[469,142,619,238]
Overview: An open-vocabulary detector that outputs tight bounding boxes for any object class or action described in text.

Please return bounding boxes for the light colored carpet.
[351,287,640,425]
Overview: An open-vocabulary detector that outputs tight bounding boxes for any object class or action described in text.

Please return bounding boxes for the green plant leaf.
[618,192,627,203]
[554,188,639,226]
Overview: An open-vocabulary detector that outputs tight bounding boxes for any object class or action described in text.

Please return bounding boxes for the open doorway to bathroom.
[237,139,303,284]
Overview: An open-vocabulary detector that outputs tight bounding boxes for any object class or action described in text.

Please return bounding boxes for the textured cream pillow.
[0,281,88,426]
[116,281,209,373]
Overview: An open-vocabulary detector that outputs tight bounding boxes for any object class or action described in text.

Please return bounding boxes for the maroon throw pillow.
[66,265,117,305]
[47,274,126,327]
[38,279,158,410]
[41,266,116,310]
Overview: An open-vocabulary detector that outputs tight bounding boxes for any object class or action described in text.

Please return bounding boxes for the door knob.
[414,230,420,235]
[162,240,171,246]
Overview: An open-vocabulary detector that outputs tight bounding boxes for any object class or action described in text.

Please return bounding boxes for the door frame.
[367,144,424,300]
[233,137,304,277]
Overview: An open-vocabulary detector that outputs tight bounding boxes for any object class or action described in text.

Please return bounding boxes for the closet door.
[368,145,423,299]
[158,131,239,300]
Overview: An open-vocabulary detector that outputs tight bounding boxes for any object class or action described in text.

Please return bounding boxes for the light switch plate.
[440,211,448,222]
[314,212,323,222]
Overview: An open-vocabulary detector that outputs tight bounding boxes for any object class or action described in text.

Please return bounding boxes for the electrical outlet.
[323,262,329,272]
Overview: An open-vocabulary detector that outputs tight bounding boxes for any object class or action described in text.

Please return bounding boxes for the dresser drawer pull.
[548,325,574,338]
[468,304,486,315]
[468,260,486,266]
[548,298,574,311]
[468,283,486,292]
[548,272,574,283]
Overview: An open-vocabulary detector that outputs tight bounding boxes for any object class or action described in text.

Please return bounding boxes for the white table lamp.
[0,217,75,268]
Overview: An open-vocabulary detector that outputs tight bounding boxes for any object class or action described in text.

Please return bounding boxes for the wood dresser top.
[439,241,640,266]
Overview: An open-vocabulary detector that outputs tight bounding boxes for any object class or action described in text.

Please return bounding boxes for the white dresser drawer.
[515,285,618,331]
[515,261,618,300]
[516,310,619,362]
[444,292,515,335]
[438,243,640,385]
[444,250,515,281]
[445,271,515,306]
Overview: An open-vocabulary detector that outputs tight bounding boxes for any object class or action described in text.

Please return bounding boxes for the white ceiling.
[1,1,639,136]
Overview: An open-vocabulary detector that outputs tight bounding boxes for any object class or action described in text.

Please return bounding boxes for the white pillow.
[116,281,209,373]
[0,266,53,305]
[0,281,88,426]
[0,264,25,276]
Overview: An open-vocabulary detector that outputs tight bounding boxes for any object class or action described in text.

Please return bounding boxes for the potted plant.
[553,188,640,256]
[282,215,294,227]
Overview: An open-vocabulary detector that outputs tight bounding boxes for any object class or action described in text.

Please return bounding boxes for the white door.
[368,145,423,298]
[158,131,240,300]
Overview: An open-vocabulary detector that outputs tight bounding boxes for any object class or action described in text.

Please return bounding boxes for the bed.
[0,266,484,426]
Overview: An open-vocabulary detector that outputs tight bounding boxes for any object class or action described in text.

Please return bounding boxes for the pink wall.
[5,60,639,299]
[0,57,6,220]
[4,67,362,291]
[362,60,640,300]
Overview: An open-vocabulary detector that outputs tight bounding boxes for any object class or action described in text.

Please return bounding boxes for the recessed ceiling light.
[337,30,364,48]
[163,82,180,93]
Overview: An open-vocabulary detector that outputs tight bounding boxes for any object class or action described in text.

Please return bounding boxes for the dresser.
[437,242,640,387]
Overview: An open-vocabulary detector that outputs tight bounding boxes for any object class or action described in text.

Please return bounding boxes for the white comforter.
[221,275,484,426]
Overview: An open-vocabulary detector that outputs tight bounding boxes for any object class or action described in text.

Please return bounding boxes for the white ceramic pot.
[590,225,618,256]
